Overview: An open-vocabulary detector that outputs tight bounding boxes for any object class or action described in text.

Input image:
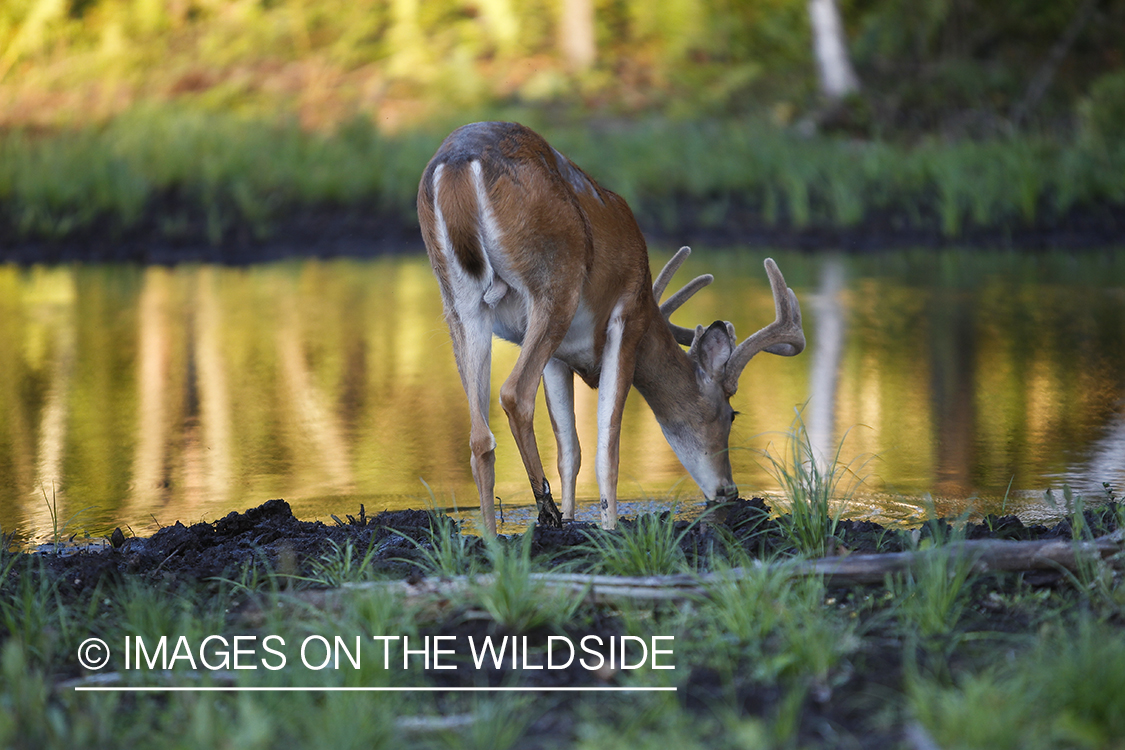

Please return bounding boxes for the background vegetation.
[1,0,1124,247]
[3,0,1124,135]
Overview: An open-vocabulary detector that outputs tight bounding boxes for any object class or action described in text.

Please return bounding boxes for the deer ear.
[690,321,734,378]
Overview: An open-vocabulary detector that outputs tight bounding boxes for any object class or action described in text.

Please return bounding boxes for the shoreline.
[2,201,1123,266]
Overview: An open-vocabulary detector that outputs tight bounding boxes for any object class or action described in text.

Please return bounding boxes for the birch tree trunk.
[560,0,596,71]
[808,0,860,100]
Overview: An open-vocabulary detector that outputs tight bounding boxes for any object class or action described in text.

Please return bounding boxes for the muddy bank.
[19,497,1121,592]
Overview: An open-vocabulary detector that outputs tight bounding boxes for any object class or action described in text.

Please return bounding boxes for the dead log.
[790,534,1123,586]
[240,533,1122,619]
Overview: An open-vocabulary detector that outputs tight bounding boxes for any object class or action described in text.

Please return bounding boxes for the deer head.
[650,248,805,501]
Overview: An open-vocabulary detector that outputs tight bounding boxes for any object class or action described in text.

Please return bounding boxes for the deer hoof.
[536,497,563,528]
[534,479,563,528]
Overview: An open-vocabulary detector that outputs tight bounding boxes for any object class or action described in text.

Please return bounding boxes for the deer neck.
[631,306,699,425]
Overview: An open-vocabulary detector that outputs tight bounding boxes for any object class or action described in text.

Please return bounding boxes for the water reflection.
[806,256,846,463]
[1,251,1123,542]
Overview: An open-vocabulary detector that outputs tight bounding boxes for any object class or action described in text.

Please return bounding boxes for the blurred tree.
[0,0,1122,134]
[387,0,425,77]
[1011,0,1097,127]
[478,0,520,56]
[808,0,860,99]
[560,0,595,70]
[0,0,67,82]
[848,0,1125,134]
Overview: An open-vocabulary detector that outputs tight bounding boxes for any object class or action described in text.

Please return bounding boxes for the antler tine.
[653,246,714,346]
[723,258,805,392]
[653,246,692,303]
[667,322,697,347]
[660,272,714,318]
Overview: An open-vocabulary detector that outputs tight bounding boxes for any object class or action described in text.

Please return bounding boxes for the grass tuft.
[473,525,582,634]
[395,514,482,578]
[576,511,699,577]
[910,615,1125,750]
[303,536,383,587]
[757,410,870,557]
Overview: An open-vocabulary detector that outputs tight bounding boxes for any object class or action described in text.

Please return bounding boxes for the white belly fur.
[491,291,599,376]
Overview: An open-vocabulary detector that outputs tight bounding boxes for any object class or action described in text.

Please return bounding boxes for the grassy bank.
[2,108,1124,255]
[1,489,1123,748]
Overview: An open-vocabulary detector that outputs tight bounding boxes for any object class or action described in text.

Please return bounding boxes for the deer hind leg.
[444,303,499,534]
[596,299,638,530]
[498,302,578,528]
[542,357,580,521]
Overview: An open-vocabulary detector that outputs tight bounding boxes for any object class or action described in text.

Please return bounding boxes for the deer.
[417,122,805,535]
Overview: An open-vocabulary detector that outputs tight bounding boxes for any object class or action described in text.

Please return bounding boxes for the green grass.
[888,543,978,641]
[395,509,482,578]
[575,511,699,577]
[473,524,582,634]
[701,554,858,691]
[2,107,1123,247]
[909,616,1125,750]
[303,536,383,587]
[757,410,869,557]
[881,502,980,642]
[1042,486,1125,614]
[0,106,438,243]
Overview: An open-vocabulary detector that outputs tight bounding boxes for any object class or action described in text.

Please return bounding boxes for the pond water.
[1,248,1124,542]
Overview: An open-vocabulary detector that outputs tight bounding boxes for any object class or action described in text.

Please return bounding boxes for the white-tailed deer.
[418,122,804,534]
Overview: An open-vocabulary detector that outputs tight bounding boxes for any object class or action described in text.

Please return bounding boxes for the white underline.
[74,686,676,693]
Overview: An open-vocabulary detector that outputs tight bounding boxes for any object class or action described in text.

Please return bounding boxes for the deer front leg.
[498,310,568,529]
[543,357,580,521]
[595,300,637,530]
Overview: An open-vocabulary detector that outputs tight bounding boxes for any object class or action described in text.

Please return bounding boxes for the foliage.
[0,506,1122,748]
[702,554,856,687]
[303,536,383,586]
[0,558,72,664]
[1081,70,1125,145]
[0,0,1121,135]
[0,106,437,242]
[0,0,811,126]
[0,639,68,749]
[396,486,483,577]
[887,543,978,640]
[1044,485,1125,612]
[848,0,1125,134]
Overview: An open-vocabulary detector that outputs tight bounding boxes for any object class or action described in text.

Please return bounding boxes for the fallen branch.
[242,533,1123,618]
[792,533,1123,586]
